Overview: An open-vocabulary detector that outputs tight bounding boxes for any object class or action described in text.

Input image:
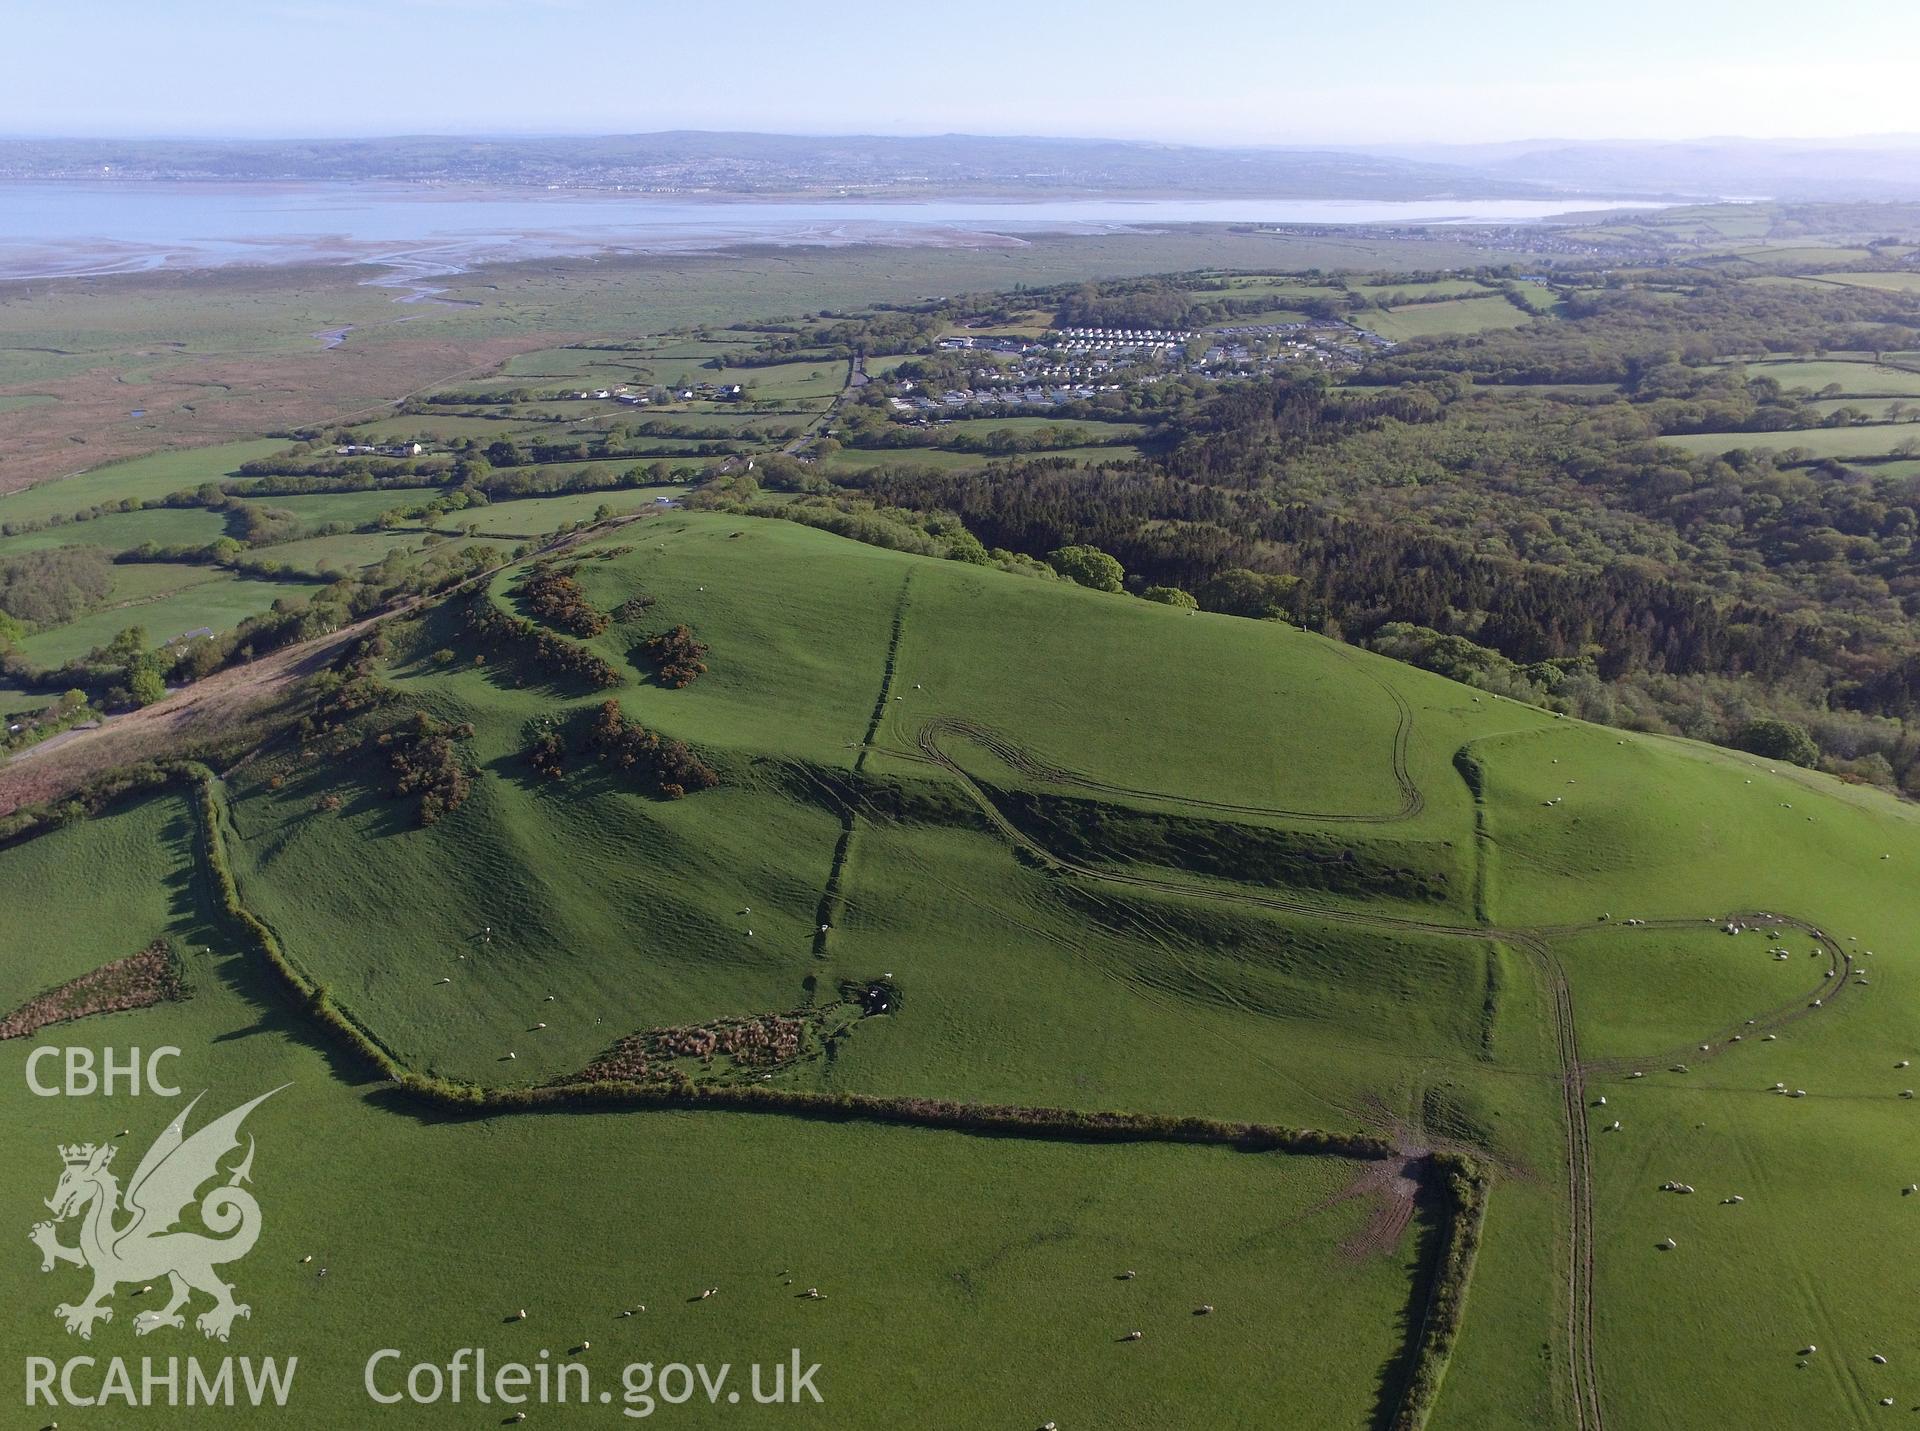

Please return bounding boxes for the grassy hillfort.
[6,200,1920,1427]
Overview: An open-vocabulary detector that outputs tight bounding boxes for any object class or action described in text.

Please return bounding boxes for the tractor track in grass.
[907,715,1863,1431]
[906,643,1422,826]
[1511,930,1604,1431]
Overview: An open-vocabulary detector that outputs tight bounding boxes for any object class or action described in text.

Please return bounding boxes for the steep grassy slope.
[7,510,1920,1427]
[0,795,1421,1429]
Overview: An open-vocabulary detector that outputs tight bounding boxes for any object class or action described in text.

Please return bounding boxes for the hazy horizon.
[5,127,1920,151]
[10,0,1918,145]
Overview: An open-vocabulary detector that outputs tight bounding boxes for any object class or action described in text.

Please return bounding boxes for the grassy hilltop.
[5,508,1920,1428]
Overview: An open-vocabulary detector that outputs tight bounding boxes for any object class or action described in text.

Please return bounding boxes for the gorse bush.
[518,562,611,636]
[640,624,710,688]
[585,699,719,798]
[462,593,621,688]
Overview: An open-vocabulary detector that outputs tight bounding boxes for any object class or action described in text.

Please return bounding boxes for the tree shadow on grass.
[1365,1170,1448,1431]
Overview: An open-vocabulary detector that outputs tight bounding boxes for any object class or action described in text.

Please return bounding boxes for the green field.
[0,792,1421,1430]
[1352,279,1493,302]
[0,504,230,558]
[9,506,1920,1425]
[1803,271,1920,294]
[1730,245,1880,266]
[1660,423,1920,462]
[13,572,314,666]
[1359,295,1536,340]
[1737,359,1920,397]
[0,440,291,525]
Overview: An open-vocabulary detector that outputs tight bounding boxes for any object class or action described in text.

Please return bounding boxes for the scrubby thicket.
[584,698,718,798]
[461,590,621,688]
[0,940,186,1040]
[833,268,1920,791]
[516,562,610,636]
[300,635,475,825]
[579,1011,816,1085]
[0,547,115,627]
[379,711,476,825]
[639,623,710,687]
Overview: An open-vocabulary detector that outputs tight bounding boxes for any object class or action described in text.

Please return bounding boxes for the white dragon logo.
[29,1086,285,1341]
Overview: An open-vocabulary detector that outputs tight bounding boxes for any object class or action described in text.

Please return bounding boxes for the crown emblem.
[58,1143,103,1167]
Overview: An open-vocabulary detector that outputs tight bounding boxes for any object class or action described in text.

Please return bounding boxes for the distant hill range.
[1367,136,1920,203]
[0,131,1571,199]
[3,131,1917,202]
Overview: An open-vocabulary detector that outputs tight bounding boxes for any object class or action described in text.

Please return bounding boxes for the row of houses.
[335,442,424,458]
[936,335,1039,354]
[895,384,1121,412]
[1053,327,1193,342]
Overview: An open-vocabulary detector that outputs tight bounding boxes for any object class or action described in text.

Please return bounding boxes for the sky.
[4,0,1918,146]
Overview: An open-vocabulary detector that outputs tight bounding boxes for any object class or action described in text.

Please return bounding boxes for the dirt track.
[0,507,662,816]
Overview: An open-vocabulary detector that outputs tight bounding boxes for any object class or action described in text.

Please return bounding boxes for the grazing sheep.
[1595,1096,1607,1106]
[1802,1345,1817,1356]
[1122,1331,1143,1342]
[1195,1304,1214,1316]
[435,976,451,985]
[1873,1354,1889,1365]
[1119,1270,1136,1281]
[1659,1238,1676,1250]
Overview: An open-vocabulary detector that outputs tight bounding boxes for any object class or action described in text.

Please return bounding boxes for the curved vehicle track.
[910,641,1422,825]
[908,715,1856,1431]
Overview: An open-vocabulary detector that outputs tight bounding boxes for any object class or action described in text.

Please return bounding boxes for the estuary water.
[0,181,1668,282]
